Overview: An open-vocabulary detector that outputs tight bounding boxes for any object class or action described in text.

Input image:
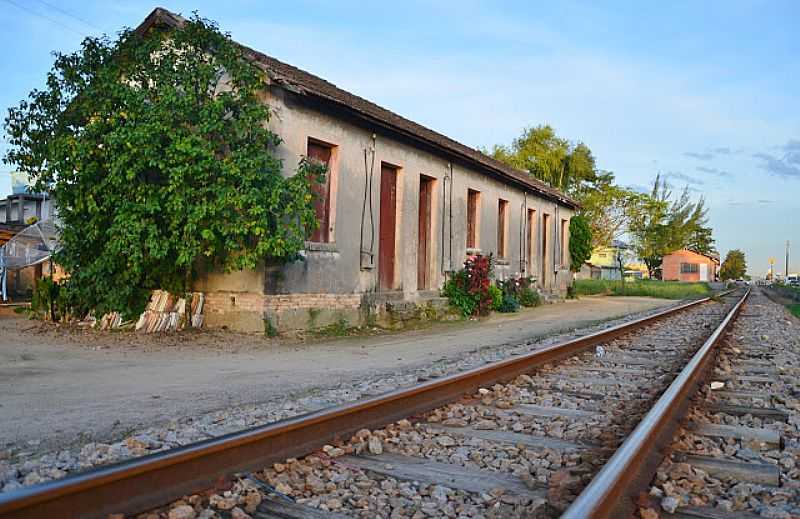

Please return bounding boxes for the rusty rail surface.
[0,292,736,519]
[563,287,750,519]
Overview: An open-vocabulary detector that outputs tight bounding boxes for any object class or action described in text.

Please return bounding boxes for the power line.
[30,0,103,32]
[1,0,88,37]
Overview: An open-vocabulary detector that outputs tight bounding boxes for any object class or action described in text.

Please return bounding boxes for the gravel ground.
[129,294,740,519]
[0,297,678,496]
[0,295,673,454]
[642,288,800,519]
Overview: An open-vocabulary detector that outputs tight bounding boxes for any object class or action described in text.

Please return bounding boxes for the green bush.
[496,293,520,313]
[30,277,71,321]
[443,271,478,317]
[489,285,503,311]
[566,284,577,299]
[496,276,538,309]
[518,287,541,307]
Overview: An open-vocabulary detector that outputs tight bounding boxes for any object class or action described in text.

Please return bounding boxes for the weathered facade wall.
[197,85,574,332]
[662,250,718,282]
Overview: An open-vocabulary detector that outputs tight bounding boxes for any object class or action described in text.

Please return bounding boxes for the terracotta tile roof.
[136,8,578,209]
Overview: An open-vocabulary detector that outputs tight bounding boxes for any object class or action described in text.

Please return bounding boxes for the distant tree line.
[483,124,716,277]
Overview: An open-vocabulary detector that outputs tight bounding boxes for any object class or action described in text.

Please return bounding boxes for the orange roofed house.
[662,249,719,283]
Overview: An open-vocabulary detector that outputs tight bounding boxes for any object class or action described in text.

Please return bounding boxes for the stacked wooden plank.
[98,311,122,330]
[135,290,204,333]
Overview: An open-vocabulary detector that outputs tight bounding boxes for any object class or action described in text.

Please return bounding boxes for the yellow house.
[584,241,627,280]
[625,262,649,280]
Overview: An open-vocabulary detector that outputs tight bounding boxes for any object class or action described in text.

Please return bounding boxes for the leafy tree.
[568,215,592,272]
[628,175,715,277]
[574,173,646,248]
[484,125,637,250]
[482,125,600,192]
[719,249,747,280]
[4,14,324,317]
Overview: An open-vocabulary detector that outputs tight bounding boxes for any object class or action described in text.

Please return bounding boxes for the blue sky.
[1,1,798,276]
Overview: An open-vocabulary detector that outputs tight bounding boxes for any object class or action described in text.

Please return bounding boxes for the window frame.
[306,137,338,244]
[497,198,508,259]
[466,189,481,250]
[680,262,699,274]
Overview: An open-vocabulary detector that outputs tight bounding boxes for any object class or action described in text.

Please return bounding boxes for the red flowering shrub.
[442,254,494,317]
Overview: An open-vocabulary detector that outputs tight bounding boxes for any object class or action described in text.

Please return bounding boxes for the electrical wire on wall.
[448,163,454,273]
[360,134,377,269]
[440,162,456,276]
[440,163,448,275]
[519,192,527,275]
[554,204,560,274]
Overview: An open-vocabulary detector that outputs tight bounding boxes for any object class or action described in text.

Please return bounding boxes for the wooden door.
[379,164,397,291]
[467,190,479,249]
[526,209,536,275]
[417,176,433,290]
[541,213,550,286]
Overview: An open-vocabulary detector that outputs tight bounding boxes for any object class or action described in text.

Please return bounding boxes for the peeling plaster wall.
[196,84,574,330]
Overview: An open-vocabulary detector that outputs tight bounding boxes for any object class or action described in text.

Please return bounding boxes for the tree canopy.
[485,126,717,276]
[4,14,324,317]
[627,175,715,277]
[719,249,747,281]
[483,125,601,192]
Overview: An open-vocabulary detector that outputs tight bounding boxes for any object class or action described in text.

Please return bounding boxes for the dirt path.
[0,296,673,453]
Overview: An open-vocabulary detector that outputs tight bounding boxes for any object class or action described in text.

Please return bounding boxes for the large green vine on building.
[4,14,324,318]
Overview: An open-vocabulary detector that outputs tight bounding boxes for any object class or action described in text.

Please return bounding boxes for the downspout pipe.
[441,164,447,275]
[448,163,453,272]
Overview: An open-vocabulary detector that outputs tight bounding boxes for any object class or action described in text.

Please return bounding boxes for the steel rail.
[563,287,750,519]
[0,292,735,519]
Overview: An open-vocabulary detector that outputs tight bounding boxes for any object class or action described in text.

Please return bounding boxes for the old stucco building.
[140,9,578,332]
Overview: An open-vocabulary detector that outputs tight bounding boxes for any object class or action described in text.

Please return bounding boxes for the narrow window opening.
[307,138,334,243]
[497,199,508,259]
[466,189,480,249]
[527,209,536,274]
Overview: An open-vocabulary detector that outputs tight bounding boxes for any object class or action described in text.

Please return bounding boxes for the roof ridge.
[136,8,577,208]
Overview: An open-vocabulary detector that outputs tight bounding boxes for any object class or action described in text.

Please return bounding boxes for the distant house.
[662,249,719,283]
[0,183,58,301]
[0,193,56,226]
[581,240,629,281]
[624,261,649,280]
[577,262,602,280]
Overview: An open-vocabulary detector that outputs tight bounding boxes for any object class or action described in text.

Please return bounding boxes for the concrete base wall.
[201,288,454,333]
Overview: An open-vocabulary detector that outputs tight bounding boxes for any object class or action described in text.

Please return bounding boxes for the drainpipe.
[441,164,448,275]
[360,134,377,270]
[520,192,527,275]
[448,163,454,273]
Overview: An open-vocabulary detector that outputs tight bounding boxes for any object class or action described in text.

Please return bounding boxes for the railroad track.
[634,288,800,519]
[0,289,749,519]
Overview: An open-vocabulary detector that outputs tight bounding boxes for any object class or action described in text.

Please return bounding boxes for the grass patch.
[574,279,711,300]
[787,304,800,318]
[314,317,350,337]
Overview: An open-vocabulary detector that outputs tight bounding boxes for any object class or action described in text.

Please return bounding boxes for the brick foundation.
[262,293,361,312]
[202,291,363,332]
